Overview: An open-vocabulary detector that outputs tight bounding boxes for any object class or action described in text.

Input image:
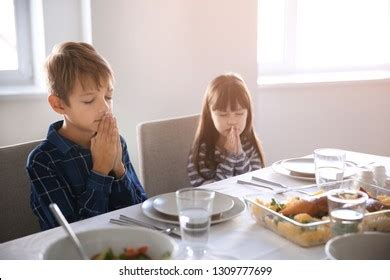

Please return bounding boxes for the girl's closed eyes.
[214,110,245,116]
[216,112,227,117]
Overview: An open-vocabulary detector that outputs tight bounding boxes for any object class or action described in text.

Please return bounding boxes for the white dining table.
[1,150,389,260]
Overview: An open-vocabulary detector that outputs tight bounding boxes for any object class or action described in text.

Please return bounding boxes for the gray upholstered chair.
[137,114,199,197]
[0,140,42,243]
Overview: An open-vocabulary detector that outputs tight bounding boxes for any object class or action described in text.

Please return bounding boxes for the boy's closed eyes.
[79,87,114,105]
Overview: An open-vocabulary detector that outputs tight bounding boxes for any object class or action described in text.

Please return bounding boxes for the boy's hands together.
[112,118,125,177]
[91,113,124,178]
[223,126,243,155]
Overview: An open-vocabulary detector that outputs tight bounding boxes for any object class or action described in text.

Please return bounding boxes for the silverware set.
[109,214,180,237]
[237,176,316,196]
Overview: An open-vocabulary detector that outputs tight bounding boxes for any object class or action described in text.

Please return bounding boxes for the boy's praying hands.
[91,113,125,178]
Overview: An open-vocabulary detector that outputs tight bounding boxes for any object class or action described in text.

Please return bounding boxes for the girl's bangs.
[209,83,249,111]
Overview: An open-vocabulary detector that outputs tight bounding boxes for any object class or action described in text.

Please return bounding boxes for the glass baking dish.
[244,178,390,247]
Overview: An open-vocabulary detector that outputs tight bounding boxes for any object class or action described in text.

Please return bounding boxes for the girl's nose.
[227,117,236,126]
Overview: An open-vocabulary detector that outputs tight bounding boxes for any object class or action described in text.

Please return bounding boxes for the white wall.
[1,0,390,173]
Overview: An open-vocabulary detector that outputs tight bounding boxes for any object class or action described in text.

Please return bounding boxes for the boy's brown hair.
[45,42,113,105]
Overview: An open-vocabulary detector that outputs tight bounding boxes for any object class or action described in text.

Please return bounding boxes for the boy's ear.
[48,94,67,114]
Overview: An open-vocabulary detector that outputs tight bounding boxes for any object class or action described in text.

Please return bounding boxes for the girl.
[187,73,265,187]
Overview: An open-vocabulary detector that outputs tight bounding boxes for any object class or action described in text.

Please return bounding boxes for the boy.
[27,42,147,230]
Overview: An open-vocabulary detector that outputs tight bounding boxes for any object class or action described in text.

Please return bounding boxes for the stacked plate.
[141,191,246,225]
[272,157,356,181]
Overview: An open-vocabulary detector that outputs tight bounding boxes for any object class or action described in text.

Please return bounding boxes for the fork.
[251,176,314,196]
[118,215,180,237]
[236,179,274,190]
[272,183,318,195]
[109,218,178,235]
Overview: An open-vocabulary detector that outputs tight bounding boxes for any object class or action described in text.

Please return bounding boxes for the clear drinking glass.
[175,188,215,259]
[314,148,346,189]
[327,189,368,237]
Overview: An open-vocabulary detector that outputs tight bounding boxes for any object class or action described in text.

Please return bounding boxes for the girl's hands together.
[223,126,243,155]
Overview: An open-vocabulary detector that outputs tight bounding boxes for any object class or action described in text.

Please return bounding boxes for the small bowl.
[42,227,178,260]
[325,232,390,260]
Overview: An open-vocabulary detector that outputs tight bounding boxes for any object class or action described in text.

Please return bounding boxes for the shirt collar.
[46,121,81,154]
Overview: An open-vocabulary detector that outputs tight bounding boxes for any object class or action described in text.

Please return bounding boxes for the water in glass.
[179,208,210,251]
[316,166,344,185]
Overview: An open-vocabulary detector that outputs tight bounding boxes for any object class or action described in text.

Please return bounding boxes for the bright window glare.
[296,0,390,69]
[257,0,285,64]
[0,0,18,71]
[258,0,390,76]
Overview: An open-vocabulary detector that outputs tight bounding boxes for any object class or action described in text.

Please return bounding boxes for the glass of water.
[175,188,215,260]
[314,148,346,189]
[327,189,368,237]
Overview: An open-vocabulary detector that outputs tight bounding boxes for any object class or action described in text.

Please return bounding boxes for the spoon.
[49,203,89,260]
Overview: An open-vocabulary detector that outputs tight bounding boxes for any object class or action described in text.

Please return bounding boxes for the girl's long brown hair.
[190,73,265,179]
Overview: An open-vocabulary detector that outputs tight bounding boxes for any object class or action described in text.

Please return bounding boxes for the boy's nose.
[99,99,111,113]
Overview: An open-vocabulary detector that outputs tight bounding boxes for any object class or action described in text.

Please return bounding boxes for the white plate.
[152,191,234,217]
[281,158,316,175]
[142,194,245,225]
[272,159,356,181]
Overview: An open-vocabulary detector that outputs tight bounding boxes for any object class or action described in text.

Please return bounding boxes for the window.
[0,0,33,86]
[258,0,390,84]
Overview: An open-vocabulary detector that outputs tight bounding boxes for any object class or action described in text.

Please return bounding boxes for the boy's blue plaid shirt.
[27,121,147,230]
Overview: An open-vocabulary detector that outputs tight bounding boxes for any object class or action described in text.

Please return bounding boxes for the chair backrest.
[0,140,42,243]
[137,114,199,197]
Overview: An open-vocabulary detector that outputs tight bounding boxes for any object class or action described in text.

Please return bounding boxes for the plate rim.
[142,193,245,225]
[272,159,356,181]
[152,191,235,217]
[280,157,316,175]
